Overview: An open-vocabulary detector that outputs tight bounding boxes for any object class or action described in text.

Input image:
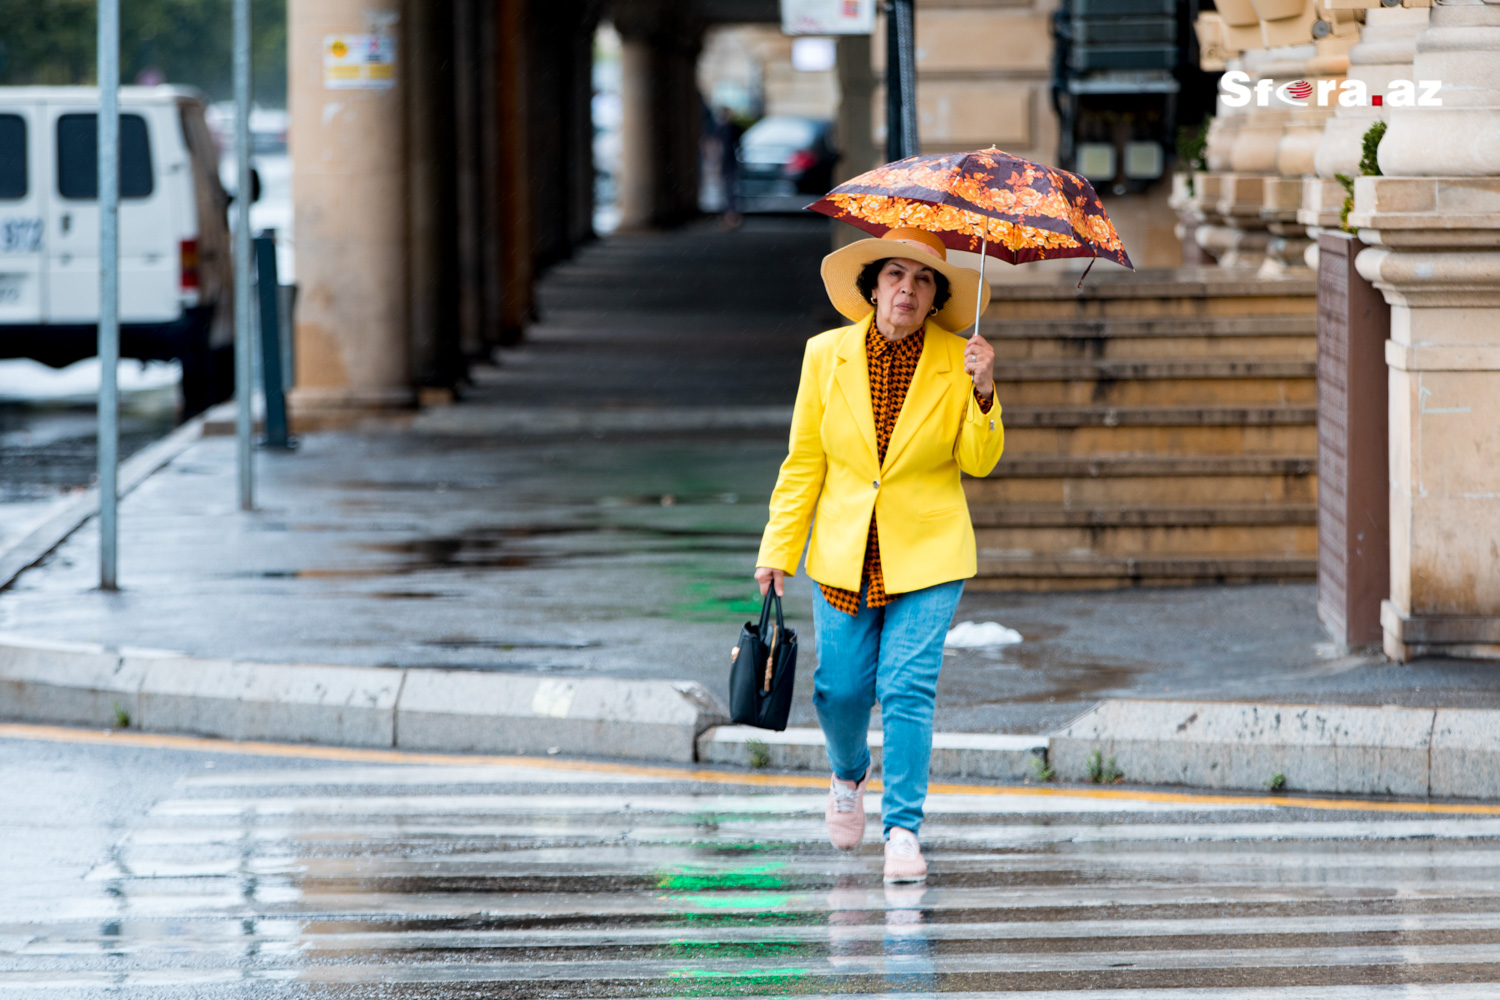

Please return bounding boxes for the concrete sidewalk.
[2,217,1498,799]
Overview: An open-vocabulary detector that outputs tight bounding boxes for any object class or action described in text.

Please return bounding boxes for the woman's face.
[873,257,938,337]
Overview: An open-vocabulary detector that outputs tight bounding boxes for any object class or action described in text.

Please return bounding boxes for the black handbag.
[728,587,798,731]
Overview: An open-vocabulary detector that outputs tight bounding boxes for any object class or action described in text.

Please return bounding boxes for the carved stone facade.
[1348,0,1500,661]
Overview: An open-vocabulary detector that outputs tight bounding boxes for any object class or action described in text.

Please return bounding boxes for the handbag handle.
[757,585,786,635]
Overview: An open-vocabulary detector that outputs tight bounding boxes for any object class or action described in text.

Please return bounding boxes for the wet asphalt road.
[0,390,179,554]
[6,727,1500,998]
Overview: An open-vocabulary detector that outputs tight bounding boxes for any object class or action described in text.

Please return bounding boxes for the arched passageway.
[286,0,1204,423]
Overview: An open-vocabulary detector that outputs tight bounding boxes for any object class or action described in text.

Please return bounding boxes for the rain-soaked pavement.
[6,726,1500,998]
[0,372,179,553]
[0,215,1490,734]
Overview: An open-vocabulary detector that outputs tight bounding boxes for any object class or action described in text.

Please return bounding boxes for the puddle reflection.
[882,882,935,998]
[826,876,936,996]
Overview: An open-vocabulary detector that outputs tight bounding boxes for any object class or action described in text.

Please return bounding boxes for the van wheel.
[180,340,210,419]
[179,315,235,421]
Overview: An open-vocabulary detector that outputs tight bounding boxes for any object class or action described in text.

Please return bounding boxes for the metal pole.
[97,0,120,590]
[233,0,254,510]
[885,0,919,161]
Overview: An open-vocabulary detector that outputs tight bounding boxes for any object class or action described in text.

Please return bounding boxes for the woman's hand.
[964,332,995,398]
[755,566,785,597]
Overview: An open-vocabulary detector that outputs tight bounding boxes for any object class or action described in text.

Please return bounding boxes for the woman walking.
[754,227,1003,882]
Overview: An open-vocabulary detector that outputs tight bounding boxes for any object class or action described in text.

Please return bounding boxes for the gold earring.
[929,307,938,316]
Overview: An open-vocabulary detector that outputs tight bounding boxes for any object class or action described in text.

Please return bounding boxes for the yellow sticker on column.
[323,34,396,90]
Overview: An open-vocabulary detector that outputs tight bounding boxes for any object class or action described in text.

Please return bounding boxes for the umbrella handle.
[970,226,987,351]
[1076,249,1098,290]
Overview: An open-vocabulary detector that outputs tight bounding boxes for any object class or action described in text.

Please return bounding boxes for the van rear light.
[179,239,199,292]
[785,150,818,175]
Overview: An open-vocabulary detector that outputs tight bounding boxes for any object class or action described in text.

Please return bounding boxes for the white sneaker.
[883,826,927,882]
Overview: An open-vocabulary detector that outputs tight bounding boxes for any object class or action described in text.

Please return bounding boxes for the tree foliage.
[0,0,287,105]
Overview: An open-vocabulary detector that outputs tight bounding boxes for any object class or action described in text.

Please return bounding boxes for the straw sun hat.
[820,227,990,332]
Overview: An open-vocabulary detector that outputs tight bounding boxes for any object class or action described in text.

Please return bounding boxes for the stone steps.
[972,269,1318,589]
[1002,422,1316,457]
[996,367,1315,405]
[970,554,1319,591]
[988,315,1316,362]
[968,455,1316,506]
[970,504,1316,527]
[976,521,1315,558]
[984,267,1317,321]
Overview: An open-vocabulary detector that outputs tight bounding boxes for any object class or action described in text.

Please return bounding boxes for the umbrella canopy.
[806,148,1133,272]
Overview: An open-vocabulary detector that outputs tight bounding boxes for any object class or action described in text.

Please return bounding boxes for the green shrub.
[1338,120,1387,233]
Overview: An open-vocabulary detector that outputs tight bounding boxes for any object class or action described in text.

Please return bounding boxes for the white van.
[0,86,236,416]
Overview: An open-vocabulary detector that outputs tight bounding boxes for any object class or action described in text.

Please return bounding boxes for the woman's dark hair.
[855,258,952,311]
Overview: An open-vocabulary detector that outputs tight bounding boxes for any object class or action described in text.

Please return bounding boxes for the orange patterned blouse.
[819,323,994,616]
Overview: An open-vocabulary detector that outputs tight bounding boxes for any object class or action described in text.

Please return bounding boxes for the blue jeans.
[812,577,964,837]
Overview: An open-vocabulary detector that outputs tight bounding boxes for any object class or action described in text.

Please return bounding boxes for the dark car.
[735,116,838,211]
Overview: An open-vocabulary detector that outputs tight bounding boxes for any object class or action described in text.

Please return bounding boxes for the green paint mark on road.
[661,892,797,911]
[663,939,816,960]
[658,860,786,891]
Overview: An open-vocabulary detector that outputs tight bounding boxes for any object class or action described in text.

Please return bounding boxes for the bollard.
[254,231,294,450]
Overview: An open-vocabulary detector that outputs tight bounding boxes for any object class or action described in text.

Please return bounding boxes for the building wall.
[873,0,1059,165]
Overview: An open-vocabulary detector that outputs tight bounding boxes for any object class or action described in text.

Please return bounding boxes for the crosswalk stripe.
[257,910,1500,948]
[145,791,1274,817]
[13,914,1498,953]
[86,851,1500,884]
[8,762,1500,997]
[2,981,1497,999]
[278,943,1500,979]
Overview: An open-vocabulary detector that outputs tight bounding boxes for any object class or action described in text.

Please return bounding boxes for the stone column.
[1193,63,1274,266]
[1348,0,1500,661]
[835,35,877,182]
[1192,47,1300,269]
[662,33,705,226]
[407,0,460,394]
[1299,7,1431,265]
[833,35,878,251]
[616,34,655,230]
[1260,37,1355,276]
[494,0,532,345]
[1176,14,1230,264]
[614,4,704,230]
[288,0,415,424]
[1217,0,1270,53]
[1223,45,1317,276]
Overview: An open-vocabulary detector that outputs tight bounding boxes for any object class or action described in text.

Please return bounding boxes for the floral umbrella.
[806,147,1133,333]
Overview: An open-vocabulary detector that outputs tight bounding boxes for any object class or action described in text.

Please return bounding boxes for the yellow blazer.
[757,314,1005,594]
